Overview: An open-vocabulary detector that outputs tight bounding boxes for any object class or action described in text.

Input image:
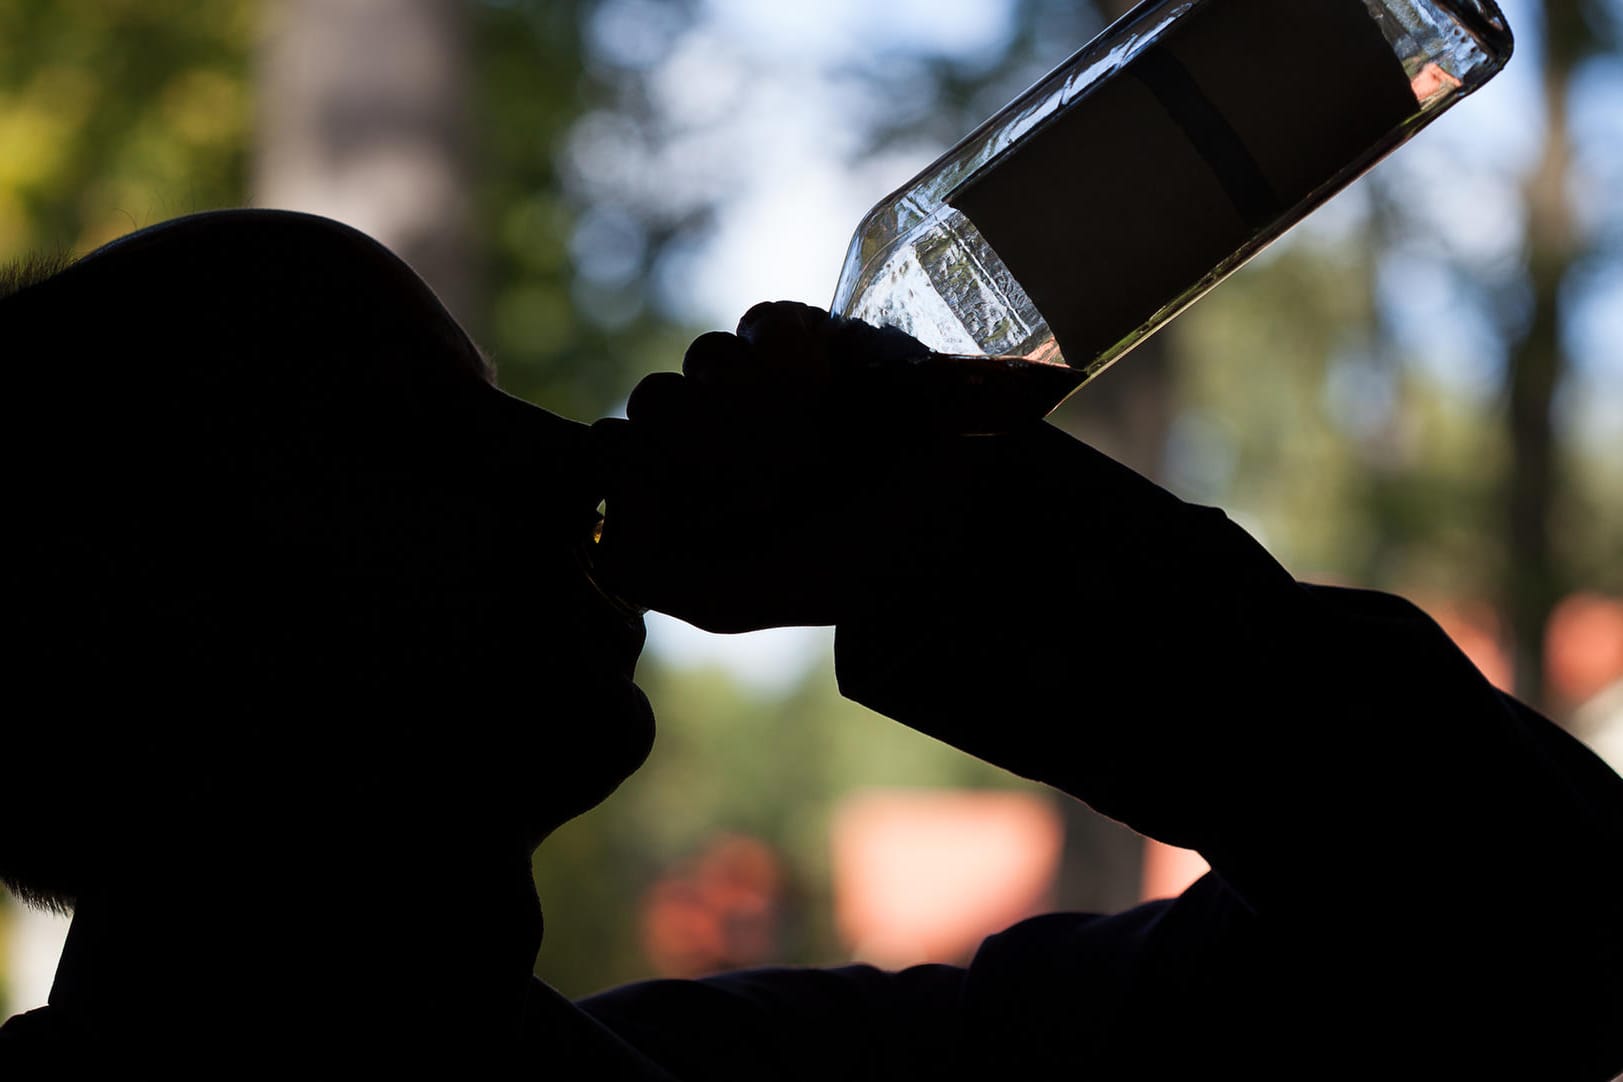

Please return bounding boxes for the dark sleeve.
[576,892,1269,1080]
[577,962,972,1081]
[586,425,1622,1080]
[827,424,1623,1079]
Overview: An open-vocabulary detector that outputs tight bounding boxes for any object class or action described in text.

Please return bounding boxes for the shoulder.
[577,964,968,1082]
[0,1005,55,1039]
[0,1005,75,1061]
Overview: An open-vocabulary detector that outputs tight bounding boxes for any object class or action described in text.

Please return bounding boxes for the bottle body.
[831,0,1513,420]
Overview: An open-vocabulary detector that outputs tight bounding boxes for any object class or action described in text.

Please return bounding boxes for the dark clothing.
[7,439,1622,1077]
[572,447,1623,1081]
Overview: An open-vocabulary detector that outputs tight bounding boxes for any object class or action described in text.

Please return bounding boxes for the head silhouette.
[0,210,651,916]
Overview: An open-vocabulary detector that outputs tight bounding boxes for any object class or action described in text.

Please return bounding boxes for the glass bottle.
[830,0,1513,431]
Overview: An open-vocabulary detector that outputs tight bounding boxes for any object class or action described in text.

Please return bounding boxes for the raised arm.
[591,302,1623,1080]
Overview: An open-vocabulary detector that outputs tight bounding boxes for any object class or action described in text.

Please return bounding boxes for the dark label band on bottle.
[947,0,1419,368]
[1128,45,1284,232]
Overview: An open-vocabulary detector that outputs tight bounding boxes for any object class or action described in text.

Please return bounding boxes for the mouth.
[565,517,647,680]
[573,514,648,628]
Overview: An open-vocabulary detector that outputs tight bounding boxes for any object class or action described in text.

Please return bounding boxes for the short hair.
[0,250,76,304]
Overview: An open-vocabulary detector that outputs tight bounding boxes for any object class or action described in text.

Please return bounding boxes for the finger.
[624,371,692,424]
[735,300,827,345]
[682,331,753,387]
[734,302,835,392]
[827,317,930,369]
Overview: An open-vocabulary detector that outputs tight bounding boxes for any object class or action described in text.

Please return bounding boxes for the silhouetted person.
[0,211,1618,1079]
[0,210,653,1073]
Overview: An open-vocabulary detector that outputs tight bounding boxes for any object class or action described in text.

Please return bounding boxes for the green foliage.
[0,0,253,256]
[470,0,703,420]
[1169,235,1511,597]
[533,649,1029,997]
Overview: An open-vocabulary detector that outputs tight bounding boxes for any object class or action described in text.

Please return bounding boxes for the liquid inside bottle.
[840,201,1056,364]
[831,0,1513,429]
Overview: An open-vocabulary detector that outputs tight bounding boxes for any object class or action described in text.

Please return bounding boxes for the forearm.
[834,423,1623,1073]
[833,422,1320,881]
[603,299,1622,1073]
[838,424,1616,860]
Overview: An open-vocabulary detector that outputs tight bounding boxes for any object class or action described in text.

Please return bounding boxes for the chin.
[528,674,656,845]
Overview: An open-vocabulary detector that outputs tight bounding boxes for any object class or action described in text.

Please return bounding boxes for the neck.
[49,845,542,1065]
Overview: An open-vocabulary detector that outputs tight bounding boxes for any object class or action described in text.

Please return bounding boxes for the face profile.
[0,209,654,917]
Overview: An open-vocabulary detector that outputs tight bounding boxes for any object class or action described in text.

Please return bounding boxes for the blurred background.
[1,0,1619,1010]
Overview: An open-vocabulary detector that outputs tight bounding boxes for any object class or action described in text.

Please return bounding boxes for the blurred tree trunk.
[254,0,476,322]
[1506,1,1589,709]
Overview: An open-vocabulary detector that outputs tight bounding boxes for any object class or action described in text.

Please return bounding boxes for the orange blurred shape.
[1140,838,1210,901]
[831,789,1063,969]
[641,878,725,977]
[1410,61,1463,104]
[640,834,784,978]
[1545,594,1623,708]
[1422,599,1513,691]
